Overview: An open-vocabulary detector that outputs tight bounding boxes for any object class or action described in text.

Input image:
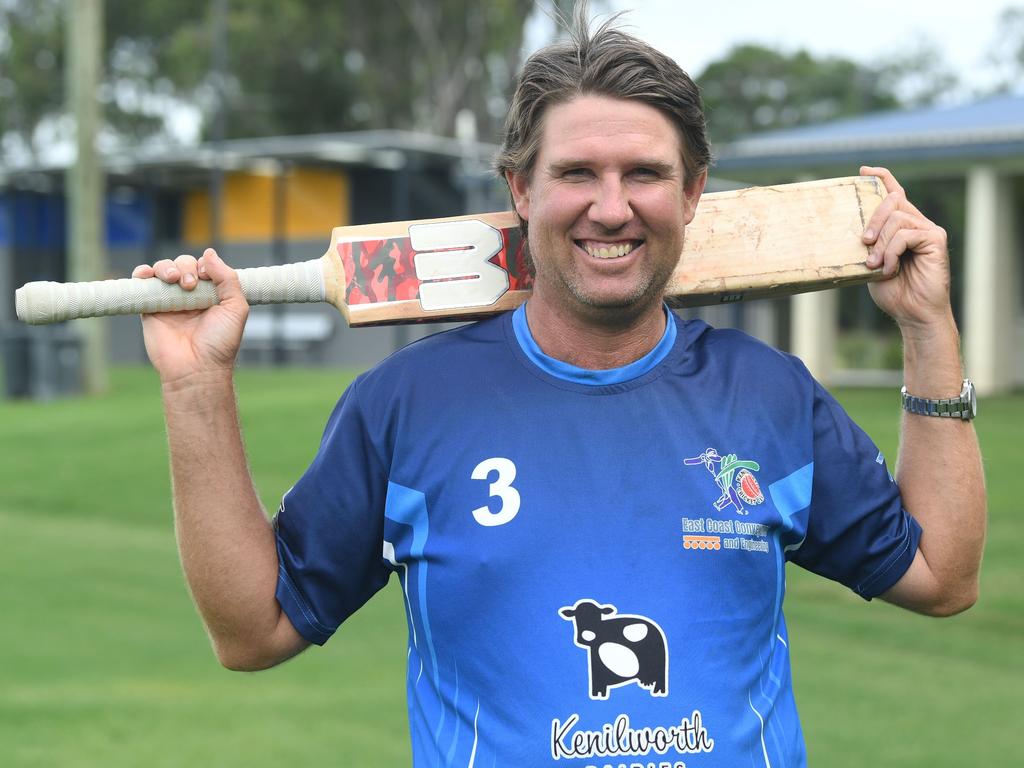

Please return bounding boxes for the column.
[964,166,1018,395]
[791,289,837,385]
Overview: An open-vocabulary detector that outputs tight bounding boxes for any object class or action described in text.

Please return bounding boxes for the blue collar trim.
[511,303,676,386]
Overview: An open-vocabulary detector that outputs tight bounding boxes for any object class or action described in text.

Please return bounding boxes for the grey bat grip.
[15,260,326,325]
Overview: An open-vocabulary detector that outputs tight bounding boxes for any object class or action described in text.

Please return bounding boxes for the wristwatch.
[901,378,976,421]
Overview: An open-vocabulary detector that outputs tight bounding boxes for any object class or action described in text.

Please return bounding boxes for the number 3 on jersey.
[471,457,520,527]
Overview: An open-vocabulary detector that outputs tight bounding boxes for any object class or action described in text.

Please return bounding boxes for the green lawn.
[1,368,1020,767]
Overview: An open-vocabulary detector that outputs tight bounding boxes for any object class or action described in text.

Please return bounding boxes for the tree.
[0,0,536,164]
[874,42,960,108]
[695,43,957,144]
[112,0,538,140]
[987,5,1024,93]
[332,0,535,138]
[0,0,65,163]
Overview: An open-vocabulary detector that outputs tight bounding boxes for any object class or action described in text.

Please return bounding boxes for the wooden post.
[65,0,107,394]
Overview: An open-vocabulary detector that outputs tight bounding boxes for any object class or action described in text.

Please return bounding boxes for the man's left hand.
[860,166,954,330]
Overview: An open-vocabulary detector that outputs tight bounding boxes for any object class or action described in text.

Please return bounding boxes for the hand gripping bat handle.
[15,259,326,325]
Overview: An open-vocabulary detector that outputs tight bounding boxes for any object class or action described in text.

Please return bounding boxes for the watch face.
[956,379,977,420]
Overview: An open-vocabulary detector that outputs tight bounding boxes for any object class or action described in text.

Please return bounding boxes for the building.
[0,130,506,381]
[714,94,1024,395]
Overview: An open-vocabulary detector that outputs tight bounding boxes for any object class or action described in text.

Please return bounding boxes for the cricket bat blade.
[14,175,888,326]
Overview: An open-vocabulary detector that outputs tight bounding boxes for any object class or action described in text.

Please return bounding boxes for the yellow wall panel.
[183,188,212,244]
[183,167,350,244]
[287,168,350,238]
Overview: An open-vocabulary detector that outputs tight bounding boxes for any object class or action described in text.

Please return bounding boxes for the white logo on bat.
[410,220,510,311]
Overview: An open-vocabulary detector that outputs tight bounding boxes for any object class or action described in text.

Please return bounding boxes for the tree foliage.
[988,5,1024,92]
[0,0,535,162]
[2,1,1001,162]
[0,0,65,162]
[695,43,957,144]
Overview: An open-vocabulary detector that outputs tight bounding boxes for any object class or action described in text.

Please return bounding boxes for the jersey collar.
[511,303,677,386]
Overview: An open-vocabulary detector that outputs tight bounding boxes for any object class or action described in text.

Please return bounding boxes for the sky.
[536,0,1020,97]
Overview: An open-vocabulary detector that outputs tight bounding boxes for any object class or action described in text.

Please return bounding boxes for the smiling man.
[505,94,705,368]
[133,10,985,768]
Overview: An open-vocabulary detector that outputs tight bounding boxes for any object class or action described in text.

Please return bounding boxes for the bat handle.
[15,259,326,325]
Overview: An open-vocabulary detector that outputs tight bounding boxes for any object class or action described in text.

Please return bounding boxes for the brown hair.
[495,9,711,186]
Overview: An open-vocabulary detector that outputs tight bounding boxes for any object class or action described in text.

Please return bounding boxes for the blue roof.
[715,94,1024,170]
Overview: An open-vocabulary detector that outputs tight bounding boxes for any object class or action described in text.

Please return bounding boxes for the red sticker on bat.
[337,221,531,310]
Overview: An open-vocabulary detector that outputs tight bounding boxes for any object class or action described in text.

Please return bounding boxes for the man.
[134,18,985,768]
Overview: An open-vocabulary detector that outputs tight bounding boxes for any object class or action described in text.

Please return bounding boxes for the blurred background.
[1,1,1021,766]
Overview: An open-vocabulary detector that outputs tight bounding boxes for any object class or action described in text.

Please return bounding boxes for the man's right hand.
[131,248,249,387]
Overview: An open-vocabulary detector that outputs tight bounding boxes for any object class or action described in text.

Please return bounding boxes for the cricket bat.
[15,176,887,327]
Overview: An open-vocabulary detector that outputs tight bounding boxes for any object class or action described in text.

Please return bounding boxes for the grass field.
[1,367,1021,767]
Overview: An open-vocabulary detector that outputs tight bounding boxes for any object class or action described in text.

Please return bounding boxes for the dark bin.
[2,325,83,399]
[2,326,31,397]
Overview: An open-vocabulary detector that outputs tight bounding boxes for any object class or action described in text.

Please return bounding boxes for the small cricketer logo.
[684,447,764,515]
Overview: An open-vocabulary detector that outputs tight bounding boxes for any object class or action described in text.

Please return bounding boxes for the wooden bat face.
[15,177,887,327]
[327,176,887,326]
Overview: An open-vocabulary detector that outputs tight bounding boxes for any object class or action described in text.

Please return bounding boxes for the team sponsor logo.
[681,516,771,555]
[734,468,763,505]
[682,534,721,550]
[550,712,714,762]
[559,600,668,700]
[553,602,717,763]
[684,448,763,515]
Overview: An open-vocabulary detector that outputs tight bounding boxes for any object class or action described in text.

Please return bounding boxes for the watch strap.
[900,379,976,420]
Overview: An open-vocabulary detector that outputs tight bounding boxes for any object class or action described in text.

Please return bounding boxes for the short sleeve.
[273,378,392,644]
[787,381,922,600]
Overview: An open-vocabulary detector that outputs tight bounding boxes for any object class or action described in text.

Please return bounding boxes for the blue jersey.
[274,306,921,768]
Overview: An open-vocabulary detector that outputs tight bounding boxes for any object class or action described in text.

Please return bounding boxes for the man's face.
[506,94,706,325]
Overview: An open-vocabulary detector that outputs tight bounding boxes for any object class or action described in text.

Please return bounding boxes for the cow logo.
[559,600,668,700]
[684,448,763,515]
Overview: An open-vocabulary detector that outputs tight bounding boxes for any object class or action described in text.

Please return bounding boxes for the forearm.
[162,372,301,667]
[894,313,986,611]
